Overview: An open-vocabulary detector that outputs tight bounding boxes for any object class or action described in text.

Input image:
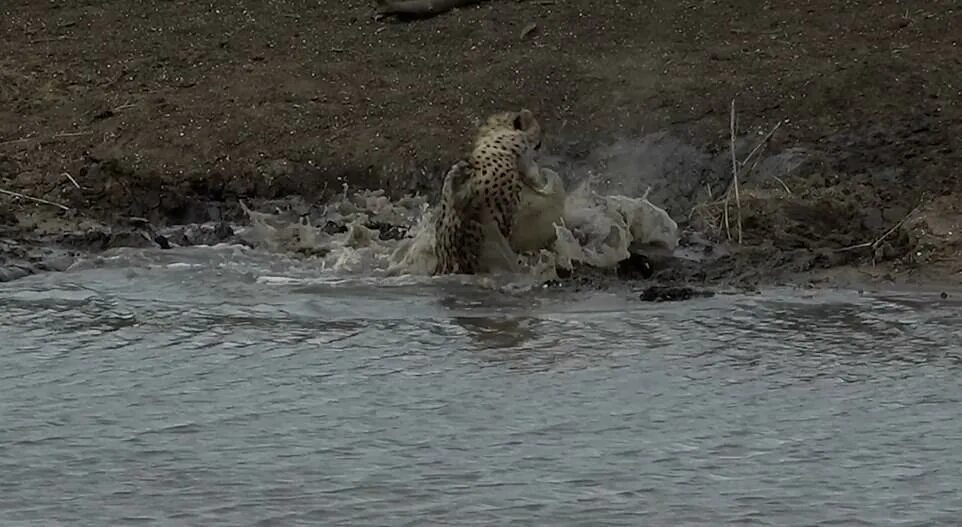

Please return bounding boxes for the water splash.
[234,167,679,288]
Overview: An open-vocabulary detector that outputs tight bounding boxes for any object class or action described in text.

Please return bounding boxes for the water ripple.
[2,261,962,525]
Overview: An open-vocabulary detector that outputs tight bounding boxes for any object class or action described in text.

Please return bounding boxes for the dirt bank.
[2,0,960,288]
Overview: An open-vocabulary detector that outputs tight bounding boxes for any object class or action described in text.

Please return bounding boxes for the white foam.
[237,170,679,287]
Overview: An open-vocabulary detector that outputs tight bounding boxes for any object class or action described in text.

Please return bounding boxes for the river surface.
[2,245,961,526]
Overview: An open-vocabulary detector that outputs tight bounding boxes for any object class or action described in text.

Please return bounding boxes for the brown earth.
[1,0,960,288]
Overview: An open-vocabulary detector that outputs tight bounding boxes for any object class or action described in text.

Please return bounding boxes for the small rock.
[155,235,172,249]
[295,246,330,258]
[639,285,715,302]
[323,220,347,235]
[366,221,408,241]
[617,253,654,279]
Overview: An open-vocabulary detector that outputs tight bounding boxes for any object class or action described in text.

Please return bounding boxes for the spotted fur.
[433,109,547,275]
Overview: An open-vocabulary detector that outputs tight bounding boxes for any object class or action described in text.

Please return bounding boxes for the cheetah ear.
[513,109,536,131]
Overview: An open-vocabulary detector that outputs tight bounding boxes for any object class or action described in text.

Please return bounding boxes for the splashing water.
[234,167,680,288]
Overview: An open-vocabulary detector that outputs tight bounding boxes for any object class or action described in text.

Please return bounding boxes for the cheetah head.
[476,109,543,151]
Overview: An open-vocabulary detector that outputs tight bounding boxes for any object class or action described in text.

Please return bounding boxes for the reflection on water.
[1,247,961,525]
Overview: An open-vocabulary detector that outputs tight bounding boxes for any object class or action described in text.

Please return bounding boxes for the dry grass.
[690,105,785,242]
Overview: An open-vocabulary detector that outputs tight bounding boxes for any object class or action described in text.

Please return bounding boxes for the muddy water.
[2,246,961,526]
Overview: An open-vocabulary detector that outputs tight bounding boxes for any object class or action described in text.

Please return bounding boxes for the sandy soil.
[1,0,960,288]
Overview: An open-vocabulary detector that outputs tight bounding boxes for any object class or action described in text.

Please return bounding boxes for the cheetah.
[433,109,554,275]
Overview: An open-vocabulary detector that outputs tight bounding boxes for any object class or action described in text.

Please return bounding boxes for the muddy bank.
[2,116,960,290]
[3,130,959,292]
[2,0,960,288]
[3,120,962,290]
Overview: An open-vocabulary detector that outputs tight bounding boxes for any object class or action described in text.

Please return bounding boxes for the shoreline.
[2,1,959,290]
[2,173,959,295]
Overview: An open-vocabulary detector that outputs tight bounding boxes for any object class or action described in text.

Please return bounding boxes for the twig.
[734,118,788,199]
[740,143,768,184]
[873,213,913,248]
[0,137,33,147]
[62,172,81,189]
[52,130,92,138]
[740,120,784,169]
[837,205,920,253]
[722,193,731,239]
[29,36,77,44]
[1,131,93,149]
[0,188,71,210]
[728,99,743,244]
[770,174,792,194]
[688,107,785,236]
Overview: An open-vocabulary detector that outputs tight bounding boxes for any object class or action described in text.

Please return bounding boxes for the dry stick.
[741,120,787,194]
[52,130,91,138]
[837,204,921,253]
[739,140,770,188]
[722,114,784,239]
[722,190,731,239]
[62,172,82,189]
[1,131,91,148]
[740,120,784,169]
[0,137,33,147]
[770,174,792,194]
[689,114,784,231]
[0,188,71,211]
[729,99,743,244]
